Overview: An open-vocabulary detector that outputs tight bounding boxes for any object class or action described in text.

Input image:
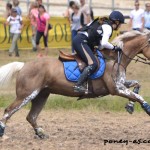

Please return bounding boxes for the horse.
[0,30,150,139]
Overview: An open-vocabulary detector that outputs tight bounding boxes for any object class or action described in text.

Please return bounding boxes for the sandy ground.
[0,109,150,150]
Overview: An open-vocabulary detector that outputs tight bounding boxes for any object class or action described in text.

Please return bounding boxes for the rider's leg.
[72,34,98,92]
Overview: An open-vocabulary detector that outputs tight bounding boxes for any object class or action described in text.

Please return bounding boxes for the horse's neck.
[121,49,138,68]
[121,38,144,68]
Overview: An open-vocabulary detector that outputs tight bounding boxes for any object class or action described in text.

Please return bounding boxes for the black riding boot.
[74,65,93,93]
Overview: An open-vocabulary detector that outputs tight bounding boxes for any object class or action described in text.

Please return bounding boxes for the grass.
[0,49,149,112]
[0,93,149,112]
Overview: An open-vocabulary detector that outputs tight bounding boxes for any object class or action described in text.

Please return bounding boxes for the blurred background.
[0,0,149,16]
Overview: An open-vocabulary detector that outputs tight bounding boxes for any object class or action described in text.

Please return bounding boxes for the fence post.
[47,0,49,12]
[112,0,115,11]
[89,0,92,6]
[27,0,30,12]
[67,0,70,7]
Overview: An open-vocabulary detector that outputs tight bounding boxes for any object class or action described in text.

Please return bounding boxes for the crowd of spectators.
[2,0,150,57]
[2,0,92,56]
[4,0,50,57]
[129,0,150,32]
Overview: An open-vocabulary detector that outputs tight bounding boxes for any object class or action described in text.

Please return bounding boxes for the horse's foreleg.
[124,80,140,88]
[0,89,40,137]
[115,83,150,116]
[124,80,141,114]
[26,88,50,139]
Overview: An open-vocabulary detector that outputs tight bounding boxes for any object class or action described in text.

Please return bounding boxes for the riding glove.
[113,46,122,52]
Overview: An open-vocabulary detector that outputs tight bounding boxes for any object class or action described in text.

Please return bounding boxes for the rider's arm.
[101,24,114,49]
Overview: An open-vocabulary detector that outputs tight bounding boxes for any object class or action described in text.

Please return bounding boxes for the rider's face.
[113,21,121,30]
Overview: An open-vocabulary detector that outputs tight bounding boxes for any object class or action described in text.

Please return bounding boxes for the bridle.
[121,41,150,65]
[111,38,150,83]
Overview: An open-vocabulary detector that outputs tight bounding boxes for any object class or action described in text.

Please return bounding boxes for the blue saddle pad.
[63,51,106,82]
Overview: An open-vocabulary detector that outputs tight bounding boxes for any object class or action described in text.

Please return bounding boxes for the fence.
[0,16,72,50]
[1,0,150,16]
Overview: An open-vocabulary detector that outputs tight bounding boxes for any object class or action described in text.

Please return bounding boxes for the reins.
[111,40,150,83]
[122,52,150,65]
[122,41,150,65]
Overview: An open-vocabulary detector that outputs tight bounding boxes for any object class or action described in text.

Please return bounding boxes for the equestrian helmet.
[109,11,125,24]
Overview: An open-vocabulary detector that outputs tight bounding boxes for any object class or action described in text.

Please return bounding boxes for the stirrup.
[73,85,88,93]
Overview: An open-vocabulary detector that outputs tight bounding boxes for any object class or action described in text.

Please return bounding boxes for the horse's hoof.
[34,134,49,139]
[125,103,134,114]
[142,103,150,116]
[0,122,5,137]
[34,127,49,139]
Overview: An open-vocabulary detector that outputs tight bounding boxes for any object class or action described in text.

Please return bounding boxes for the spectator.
[4,3,12,18]
[28,2,38,51]
[80,0,92,27]
[70,3,81,53]
[12,0,22,16]
[63,1,75,23]
[36,5,50,56]
[144,3,150,30]
[129,1,144,31]
[36,0,42,7]
[5,8,23,57]
[63,1,80,22]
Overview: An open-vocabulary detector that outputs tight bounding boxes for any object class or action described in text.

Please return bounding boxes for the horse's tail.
[0,62,24,86]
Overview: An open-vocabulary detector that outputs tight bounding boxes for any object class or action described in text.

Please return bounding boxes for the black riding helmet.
[109,11,125,24]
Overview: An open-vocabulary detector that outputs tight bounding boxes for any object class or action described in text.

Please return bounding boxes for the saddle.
[59,50,86,71]
[59,50,100,71]
[59,50,106,97]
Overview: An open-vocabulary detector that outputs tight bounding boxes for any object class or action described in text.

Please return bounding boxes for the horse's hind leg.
[0,89,40,137]
[26,88,50,139]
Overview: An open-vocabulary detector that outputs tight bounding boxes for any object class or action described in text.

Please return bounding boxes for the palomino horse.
[0,30,150,139]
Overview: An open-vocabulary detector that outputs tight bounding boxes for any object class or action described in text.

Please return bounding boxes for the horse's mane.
[112,29,150,49]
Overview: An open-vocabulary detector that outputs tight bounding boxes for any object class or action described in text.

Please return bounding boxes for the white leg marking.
[2,89,40,120]
[0,121,5,128]
[116,83,145,102]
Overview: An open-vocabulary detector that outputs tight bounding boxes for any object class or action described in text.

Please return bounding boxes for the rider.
[73,11,125,93]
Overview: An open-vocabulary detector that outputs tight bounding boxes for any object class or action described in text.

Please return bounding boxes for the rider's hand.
[94,46,99,50]
[113,46,122,52]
